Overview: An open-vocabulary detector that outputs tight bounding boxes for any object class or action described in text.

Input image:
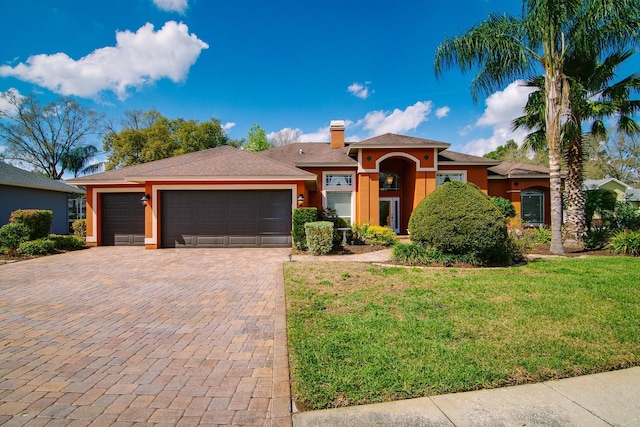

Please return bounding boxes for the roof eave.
[347,144,449,155]
[124,175,317,183]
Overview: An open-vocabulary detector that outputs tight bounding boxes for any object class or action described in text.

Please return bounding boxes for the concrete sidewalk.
[293,366,640,427]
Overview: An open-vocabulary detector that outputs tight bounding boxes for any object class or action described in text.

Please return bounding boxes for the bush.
[9,209,53,240]
[319,208,351,249]
[304,221,334,255]
[292,208,318,250]
[72,219,87,237]
[584,227,610,250]
[408,181,511,265]
[392,243,428,265]
[607,230,640,256]
[490,196,516,220]
[48,234,86,250]
[0,223,31,252]
[353,224,398,246]
[18,238,56,256]
[526,226,552,244]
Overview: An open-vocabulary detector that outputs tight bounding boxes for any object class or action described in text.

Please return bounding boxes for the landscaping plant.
[72,219,87,237]
[607,230,640,256]
[352,224,398,246]
[0,222,30,252]
[18,238,56,256]
[304,221,334,255]
[408,181,514,265]
[9,209,53,240]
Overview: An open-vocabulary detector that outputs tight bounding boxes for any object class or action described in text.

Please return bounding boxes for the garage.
[101,192,145,246]
[160,190,293,248]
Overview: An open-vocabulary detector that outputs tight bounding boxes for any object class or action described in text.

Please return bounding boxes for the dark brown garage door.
[101,192,145,246]
[161,190,292,248]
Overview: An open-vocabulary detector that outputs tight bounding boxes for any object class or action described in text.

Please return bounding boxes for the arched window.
[521,190,544,226]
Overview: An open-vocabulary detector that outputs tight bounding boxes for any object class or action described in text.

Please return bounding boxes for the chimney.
[330,120,345,149]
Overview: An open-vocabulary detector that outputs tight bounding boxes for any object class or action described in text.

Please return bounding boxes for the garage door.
[101,193,145,246]
[161,190,292,248]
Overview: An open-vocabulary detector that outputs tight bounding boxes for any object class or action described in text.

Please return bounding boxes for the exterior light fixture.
[297,194,305,207]
[385,174,394,185]
[141,194,151,206]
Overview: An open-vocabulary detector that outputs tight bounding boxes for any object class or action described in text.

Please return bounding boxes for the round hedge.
[408,181,510,264]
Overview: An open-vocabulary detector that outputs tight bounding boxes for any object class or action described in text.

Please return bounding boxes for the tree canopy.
[434,0,640,254]
[0,92,104,179]
[103,109,232,170]
[244,123,271,152]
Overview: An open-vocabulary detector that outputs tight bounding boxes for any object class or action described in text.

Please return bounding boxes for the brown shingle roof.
[68,146,316,184]
[489,161,550,177]
[348,133,450,151]
[438,150,500,165]
[260,143,356,167]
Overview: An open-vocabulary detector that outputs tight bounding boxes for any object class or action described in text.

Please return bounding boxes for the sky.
[1,0,639,160]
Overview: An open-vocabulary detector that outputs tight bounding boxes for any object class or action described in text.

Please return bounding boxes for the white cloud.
[222,122,236,131]
[347,82,372,99]
[0,21,208,100]
[298,127,330,142]
[153,0,188,13]
[435,106,450,118]
[359,101,433,136]
[463,80,534,156]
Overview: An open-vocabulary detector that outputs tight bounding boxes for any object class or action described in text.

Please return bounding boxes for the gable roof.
[260,143,357,167]
[0,162,84,194]
[584,178,632,190]
[347,133,450,153]
[68,145,317,185]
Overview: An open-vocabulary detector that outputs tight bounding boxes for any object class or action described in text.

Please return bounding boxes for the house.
[0,162,86,234]
[68,121,552,249]
[584,178,640,212]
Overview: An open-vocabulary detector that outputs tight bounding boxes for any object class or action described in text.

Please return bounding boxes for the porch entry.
[379,197,400,233]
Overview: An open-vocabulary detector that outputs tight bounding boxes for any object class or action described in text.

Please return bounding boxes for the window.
[379,172,399,191]
[521,190,544,225]
[326,192,353,223]
[323,172,355,223]
[325,173,353,188]
[436,172,465,187]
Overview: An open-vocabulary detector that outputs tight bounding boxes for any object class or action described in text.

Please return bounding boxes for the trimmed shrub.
[353,224,398,246]
[408,181,511,265]
[9,209,53,240]
[304,221,334,255]
[18,238,56,256]
[292,208,318,250]
[0,223,31,252]
[72,219,87,237]
[48,234,86,250]
[319,208,351,249]
[490,196,516,220]
[607,230,640,256]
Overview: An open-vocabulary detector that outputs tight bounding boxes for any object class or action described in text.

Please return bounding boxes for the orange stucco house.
[69,121,552,249]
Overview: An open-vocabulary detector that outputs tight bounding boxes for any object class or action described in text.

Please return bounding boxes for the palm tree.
[61,145,102,178]
[434,0,640,254]
[514,49,640,243]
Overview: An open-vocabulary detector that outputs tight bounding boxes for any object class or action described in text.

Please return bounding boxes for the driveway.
[0,247,292,426]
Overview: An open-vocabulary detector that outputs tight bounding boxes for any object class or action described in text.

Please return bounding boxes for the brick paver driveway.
[0,247,292,426]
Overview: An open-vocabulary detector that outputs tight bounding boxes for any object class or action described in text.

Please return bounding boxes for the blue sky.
[1,0,639,158]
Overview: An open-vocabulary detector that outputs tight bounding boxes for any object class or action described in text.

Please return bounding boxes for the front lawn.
[284,257,640,410]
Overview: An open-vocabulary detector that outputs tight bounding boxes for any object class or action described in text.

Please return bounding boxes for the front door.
[379,197,400,233]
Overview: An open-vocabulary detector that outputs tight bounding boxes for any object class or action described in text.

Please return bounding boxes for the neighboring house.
[68,121,553,249]
[584,178,640,212]
[0,162,86,234]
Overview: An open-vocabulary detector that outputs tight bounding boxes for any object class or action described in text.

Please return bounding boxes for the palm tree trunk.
[545,64,566,255]
[564,135,587,245]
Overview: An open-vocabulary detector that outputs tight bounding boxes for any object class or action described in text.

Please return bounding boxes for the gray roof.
[348,133,450,152]
[68,145,317,184]
[439,150,500,165]
[0,162,84,194]
[488,161,551,177]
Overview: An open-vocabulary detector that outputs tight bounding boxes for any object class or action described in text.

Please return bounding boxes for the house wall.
[439,165,489,193]
[0,184,71,234]
[488,178,552,226]
[359,147,438,171]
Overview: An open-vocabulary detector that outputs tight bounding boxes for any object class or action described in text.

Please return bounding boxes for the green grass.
[284,257,640,410]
